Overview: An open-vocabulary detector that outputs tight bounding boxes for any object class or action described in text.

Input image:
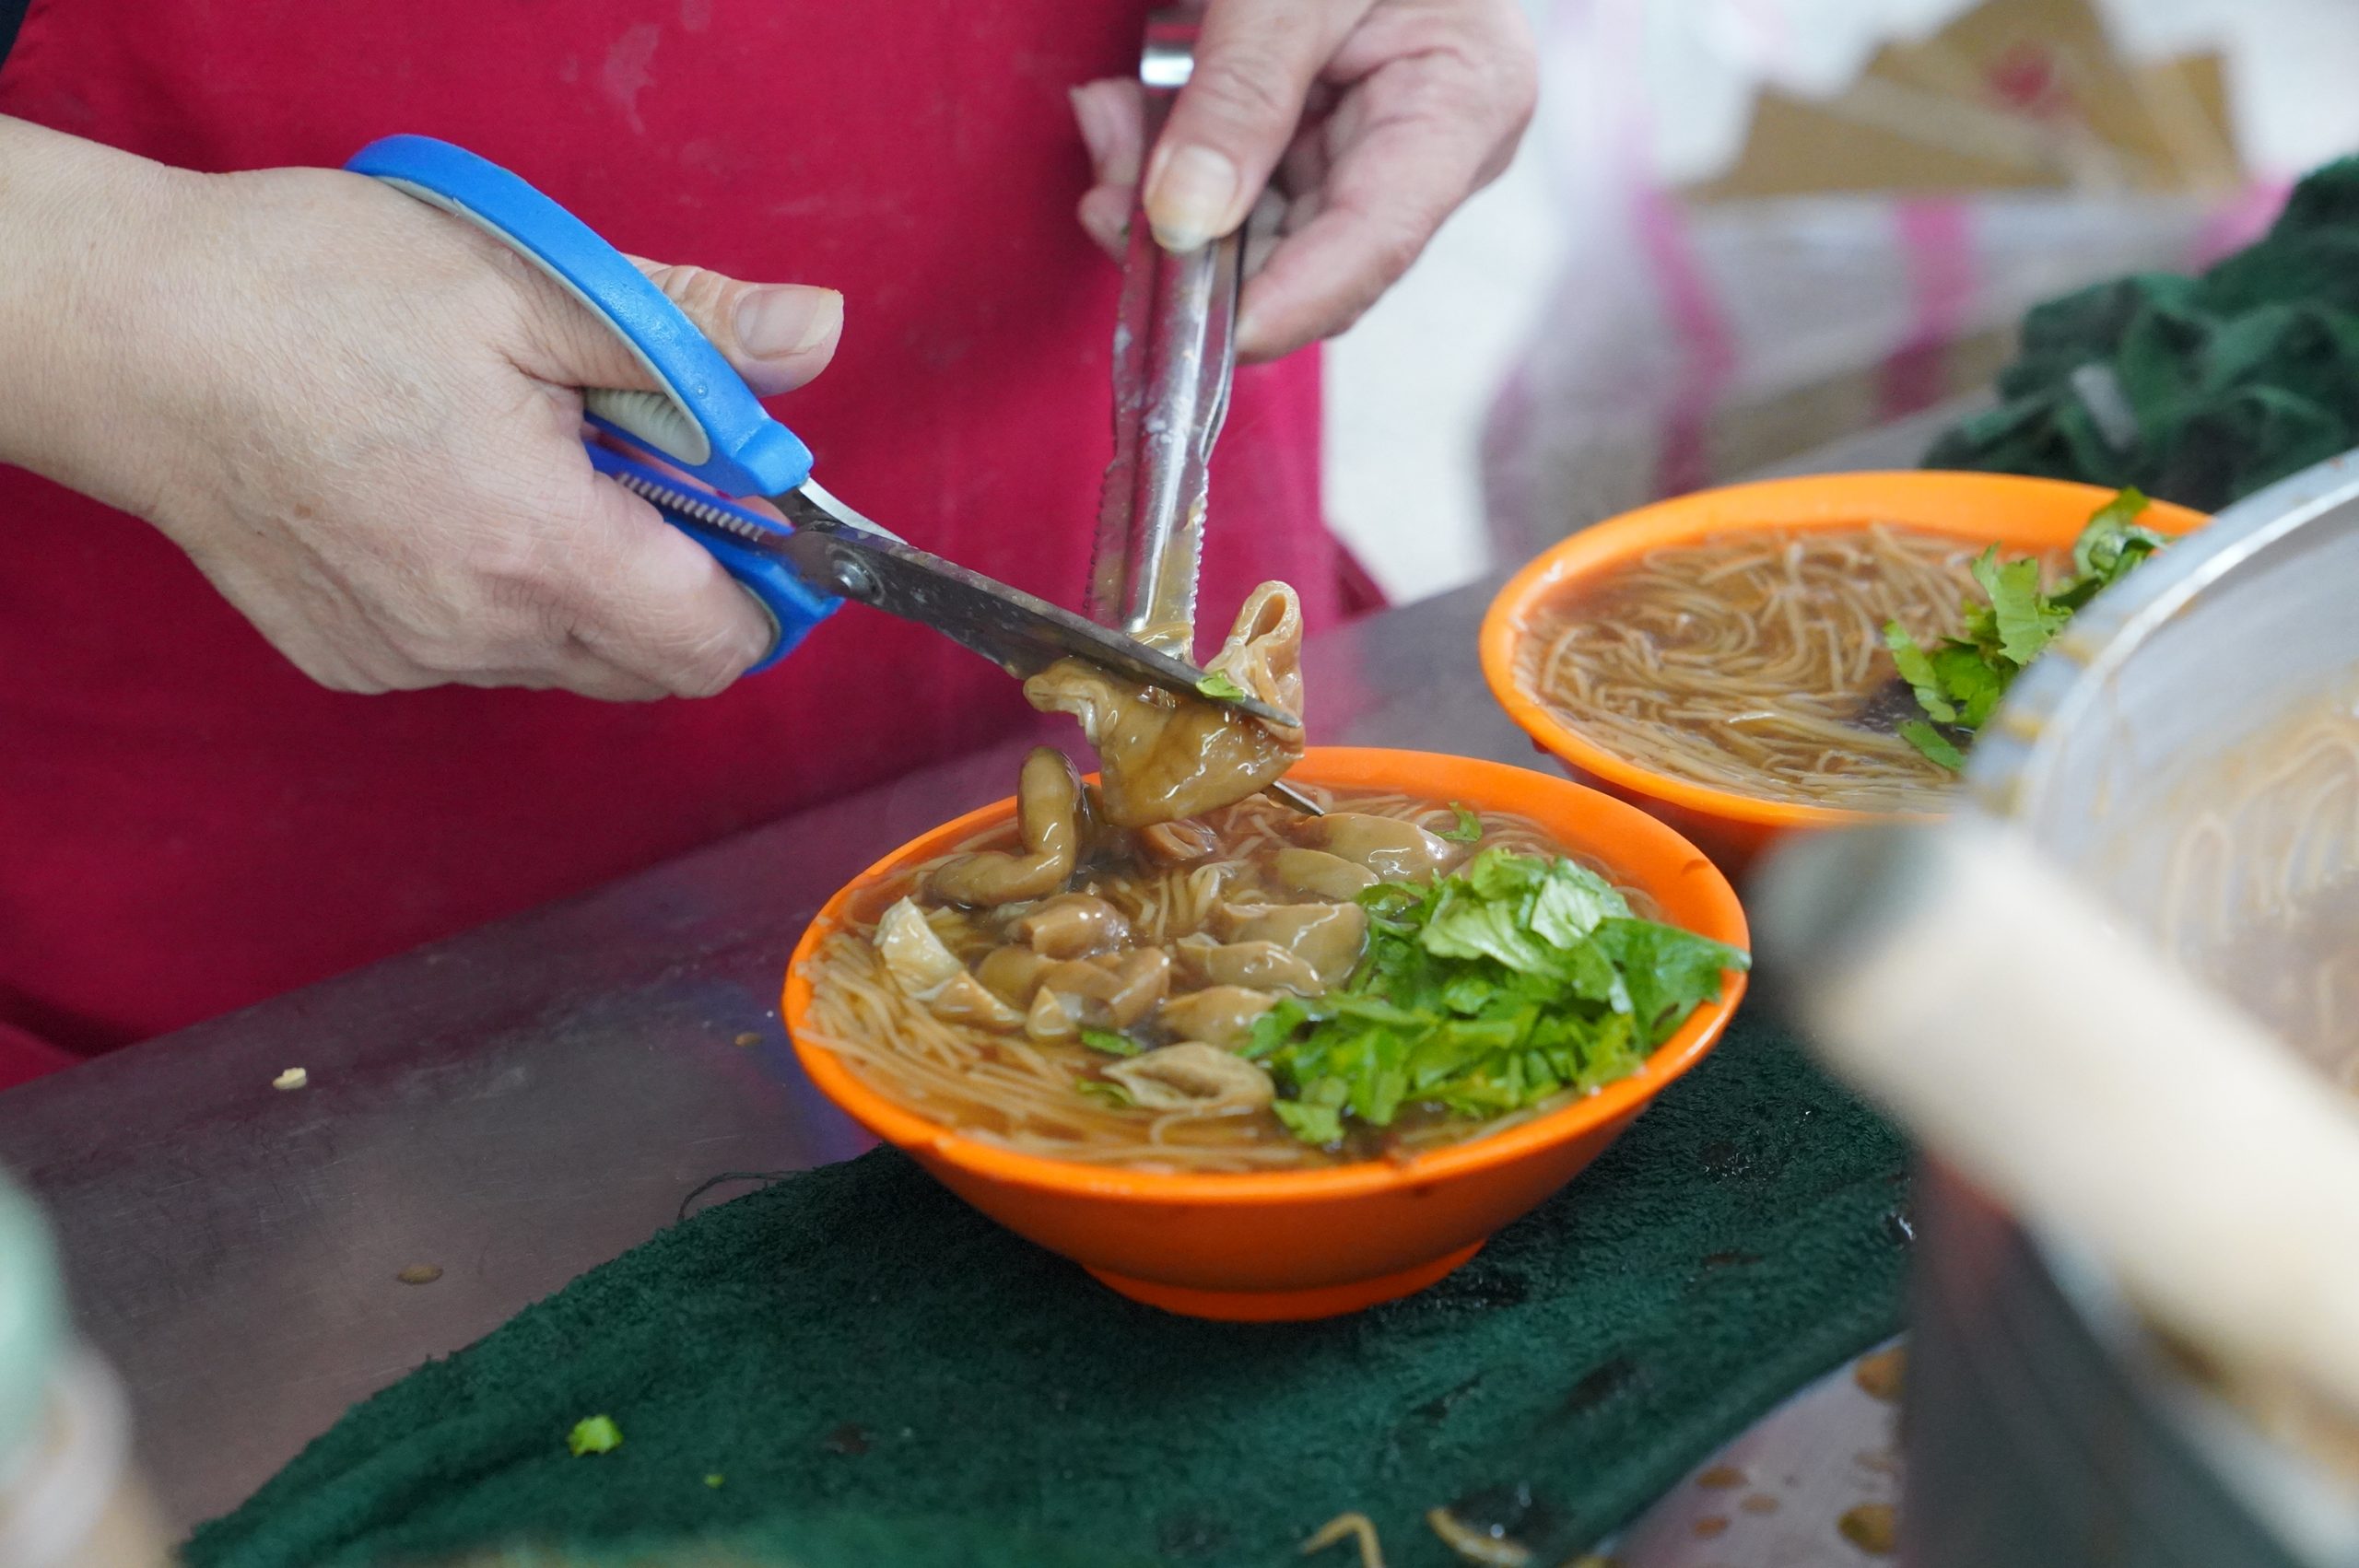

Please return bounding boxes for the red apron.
[0,0,1349,1084]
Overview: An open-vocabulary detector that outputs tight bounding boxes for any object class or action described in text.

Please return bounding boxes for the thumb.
[632,260,843,397]
[518,258,843,400]
[1144,0,1367,252]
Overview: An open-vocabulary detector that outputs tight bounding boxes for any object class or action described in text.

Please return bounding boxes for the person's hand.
[1069,0,1536,362]
[0,120,841,700]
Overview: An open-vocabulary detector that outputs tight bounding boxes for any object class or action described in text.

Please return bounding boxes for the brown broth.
[802,785,1623,1173]
[1516,523,2066,812]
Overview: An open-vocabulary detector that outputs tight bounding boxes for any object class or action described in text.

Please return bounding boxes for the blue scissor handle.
[346,135,814,497]
[582,446,838,673]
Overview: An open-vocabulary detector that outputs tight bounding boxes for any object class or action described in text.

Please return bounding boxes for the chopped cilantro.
[568,1416,623,1457]
[705,1473,726,1489]
[1080,1027,1143,1057]
[1074,1078,1136,1107]
[1438,803,1485,844]
[1251,849,1749,1146]
[1272,1096,1345,1146]
[1896,720,1966,772]
[1194,671,1248,702]
[2071,486,2165,589]
[1884,489,2165,769]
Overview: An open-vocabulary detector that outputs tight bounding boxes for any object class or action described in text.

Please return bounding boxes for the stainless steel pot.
[1904,453,2359,1567]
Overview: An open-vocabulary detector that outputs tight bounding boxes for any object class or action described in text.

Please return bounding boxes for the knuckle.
[1366,222,1426,286]
[1191,56,1304,135]
[1461,2,1539,120]
[650,263,738,329]
[1489,42,1539,123]
[393,629,489,680]
[473,523,579,607]
[663,627,756,699]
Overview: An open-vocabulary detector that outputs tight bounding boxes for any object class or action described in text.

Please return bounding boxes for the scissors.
[342,134,1297,731]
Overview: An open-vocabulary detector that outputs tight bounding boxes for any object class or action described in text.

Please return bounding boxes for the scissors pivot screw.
[829,554,880,602]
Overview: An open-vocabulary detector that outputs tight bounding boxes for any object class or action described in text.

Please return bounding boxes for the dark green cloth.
[1931,158,2359,509]
[188,1009,1909,1568]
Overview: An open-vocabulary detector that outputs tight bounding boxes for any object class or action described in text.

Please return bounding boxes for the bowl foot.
[1085,1241,1486,1321]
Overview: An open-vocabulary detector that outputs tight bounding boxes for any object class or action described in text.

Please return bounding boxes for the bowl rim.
[1476,470,2212,832]
[783,746,1750,1204]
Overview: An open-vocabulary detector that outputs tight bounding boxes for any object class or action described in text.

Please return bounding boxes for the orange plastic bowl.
[783,747,1748,1322]
[1480,472,2209,875]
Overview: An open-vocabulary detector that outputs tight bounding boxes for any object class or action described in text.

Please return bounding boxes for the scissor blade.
[770,488,1299,728]
[597,462,1298,728]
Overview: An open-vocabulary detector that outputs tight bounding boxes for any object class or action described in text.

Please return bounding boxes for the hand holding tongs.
[1086,7,1320,816]
[341,135,1295,729]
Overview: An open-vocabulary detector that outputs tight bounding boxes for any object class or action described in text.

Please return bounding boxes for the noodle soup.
[1481,474,2210,865]
[784,746,1750,1317]
[1512,522,2029,813]
[797,778,1744,1173]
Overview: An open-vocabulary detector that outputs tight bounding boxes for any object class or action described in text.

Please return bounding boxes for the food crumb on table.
[396,1265,442,1286]
[1696,1464,1745,1489]
[272,1068,308,1091]
[1691,1515,1729,1539]
[567,1415,622,1457]
[734,1032,762,1047]
[1838,1502,1898,1555]
[1852,1346,1907,1402]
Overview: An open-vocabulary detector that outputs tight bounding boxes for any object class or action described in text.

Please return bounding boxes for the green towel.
[187,1009,1909,1568]
[1931,158,2359,509]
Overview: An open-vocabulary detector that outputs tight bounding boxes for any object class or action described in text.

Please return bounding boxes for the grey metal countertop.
[0,410,1953,1552]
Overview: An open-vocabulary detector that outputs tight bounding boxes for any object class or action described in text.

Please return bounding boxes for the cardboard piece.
[1689,0,2241,201]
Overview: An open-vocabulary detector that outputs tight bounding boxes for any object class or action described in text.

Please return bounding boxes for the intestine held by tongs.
[1068,5,1320,820]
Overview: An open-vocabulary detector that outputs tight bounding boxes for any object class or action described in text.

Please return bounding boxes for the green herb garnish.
[1249,848,1747,1146]
[1884,489,2165,769]
[1437,803,1485,844]
[1080,1027,1143,1057]
[705,1473,726,1489]
[1074,1078,1136,1107]
[1194,671,1248,702]
[1895,720,1965,772]
[568,1416,623,1457]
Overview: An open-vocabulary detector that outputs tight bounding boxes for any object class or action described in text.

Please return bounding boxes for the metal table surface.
[0,409,1955,1553]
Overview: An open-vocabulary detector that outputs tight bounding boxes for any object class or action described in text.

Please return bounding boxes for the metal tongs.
[1090,7,1320,816]
[340,133,1297,728]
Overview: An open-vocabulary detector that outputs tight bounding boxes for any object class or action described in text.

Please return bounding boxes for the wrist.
[0,118,207,520]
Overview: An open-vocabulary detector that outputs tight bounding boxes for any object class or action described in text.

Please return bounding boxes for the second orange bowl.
[1478,471,2209,875]
[784,747,1750,1321]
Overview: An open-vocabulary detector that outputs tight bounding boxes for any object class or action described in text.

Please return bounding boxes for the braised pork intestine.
[1025,581,1306,827]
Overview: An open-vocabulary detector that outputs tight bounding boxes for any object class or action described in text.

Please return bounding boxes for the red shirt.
[0,1,1351,1083]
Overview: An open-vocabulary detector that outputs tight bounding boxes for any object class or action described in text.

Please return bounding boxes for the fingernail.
[735,287,841,359]
[1146,145,1238,252]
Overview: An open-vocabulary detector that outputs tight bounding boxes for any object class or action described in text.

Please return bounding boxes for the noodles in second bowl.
[1481,473,2208,870]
